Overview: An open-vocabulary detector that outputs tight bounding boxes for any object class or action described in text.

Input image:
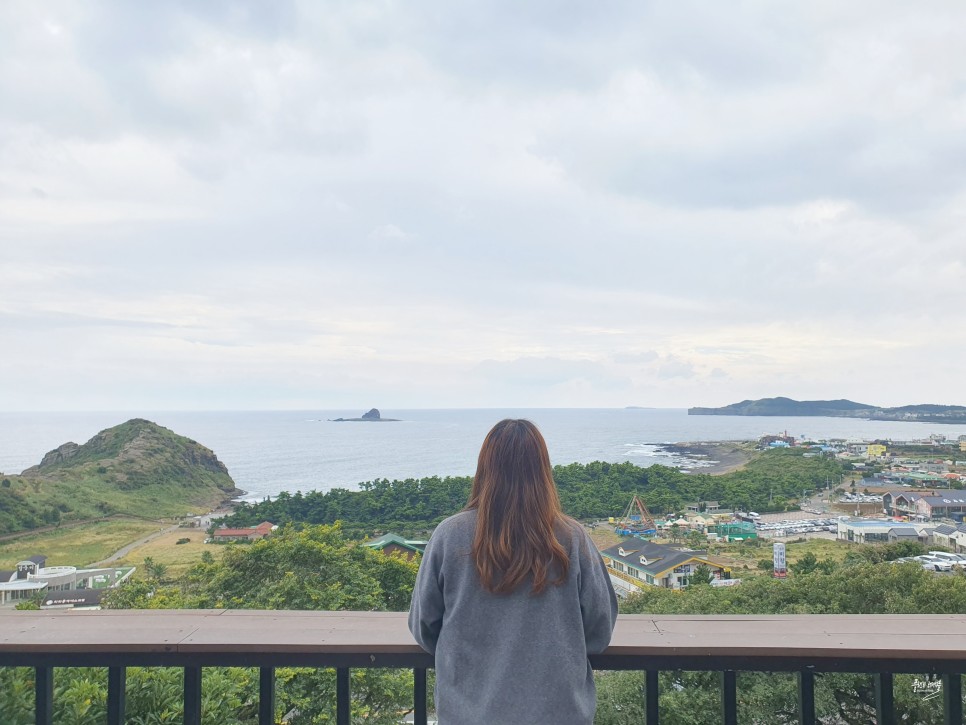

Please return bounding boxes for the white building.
[0,555,133,608]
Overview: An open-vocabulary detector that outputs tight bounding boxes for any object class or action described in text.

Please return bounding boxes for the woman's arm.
[408,537,445,654]
[578,530,619,654]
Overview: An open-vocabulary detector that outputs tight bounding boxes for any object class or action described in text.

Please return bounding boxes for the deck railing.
[2,610,966,724]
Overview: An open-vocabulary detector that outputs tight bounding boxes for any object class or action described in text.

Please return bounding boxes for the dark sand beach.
[655,441,754,474]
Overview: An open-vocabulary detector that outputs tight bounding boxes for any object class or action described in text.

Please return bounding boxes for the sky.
[1,1,965,411]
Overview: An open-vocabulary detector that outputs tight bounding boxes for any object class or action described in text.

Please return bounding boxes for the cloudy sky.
[2,1,965,411]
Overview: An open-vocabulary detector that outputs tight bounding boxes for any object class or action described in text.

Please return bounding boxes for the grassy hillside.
[0,419,238,535]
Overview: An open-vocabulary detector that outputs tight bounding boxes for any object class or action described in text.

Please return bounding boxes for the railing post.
[337,667,351,725]
[943,674,962,725]
[184,666,202,725]
[874,672,894,725]
[107,666,126,725]
[259,667,275,725]
[720,670,737,725]
[798,669,815,725]
[645,669,660,724]
[413,667,428,725]
[34,666,53,725]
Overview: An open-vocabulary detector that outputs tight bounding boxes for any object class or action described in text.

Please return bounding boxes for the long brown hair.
[466,419,570,595]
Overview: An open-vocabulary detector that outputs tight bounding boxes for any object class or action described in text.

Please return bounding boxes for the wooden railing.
[2,610,966,724]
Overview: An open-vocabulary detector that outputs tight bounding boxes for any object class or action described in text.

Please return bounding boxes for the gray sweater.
[408,509,618,724]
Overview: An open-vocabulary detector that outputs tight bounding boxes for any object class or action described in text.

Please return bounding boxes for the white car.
[927,552,966,568]
[916,556,953,572]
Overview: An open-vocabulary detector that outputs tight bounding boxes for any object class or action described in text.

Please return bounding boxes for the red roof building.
[212,521,275,542]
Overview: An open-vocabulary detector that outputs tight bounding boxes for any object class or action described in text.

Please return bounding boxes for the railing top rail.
[3,611,966,665]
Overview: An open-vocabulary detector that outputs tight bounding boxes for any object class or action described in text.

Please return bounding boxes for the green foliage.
[615,563,966,722]
[106,524,418,612]
[98,524,420,722]
[690,563,713,586]
[216,450,846,532]
[0,419,237,536]
[143,557,168,582]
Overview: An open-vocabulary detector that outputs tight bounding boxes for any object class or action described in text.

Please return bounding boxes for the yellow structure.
[867,444,887,458]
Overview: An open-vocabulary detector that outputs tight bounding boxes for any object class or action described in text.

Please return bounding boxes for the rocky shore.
[654,441,754,474]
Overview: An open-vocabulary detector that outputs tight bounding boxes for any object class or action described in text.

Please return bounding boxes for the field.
[114,526,226,579]
[710,536,854,576]
[0,519,161,569]
[587,524,622,550]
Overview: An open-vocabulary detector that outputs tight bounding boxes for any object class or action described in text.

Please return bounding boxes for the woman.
[408,419,618,724]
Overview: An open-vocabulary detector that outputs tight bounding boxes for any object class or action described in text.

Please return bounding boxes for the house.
[600,539,728,596]
[916,495,966,522]
[888,528,921,544]
[211,521,276,542]
[362,533,427,559]
[949,525,966,553]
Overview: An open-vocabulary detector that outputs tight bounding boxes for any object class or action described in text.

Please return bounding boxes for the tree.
[685,530,707,549]
[691,563,713,586]
[616,563,966,723]
[105,524,418,722]
[142,557,168,581]
[791,551,819,576]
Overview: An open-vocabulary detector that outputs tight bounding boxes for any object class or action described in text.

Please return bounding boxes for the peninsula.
[688,397,966,424]
[330,408,400,422]
[1,419,238,536]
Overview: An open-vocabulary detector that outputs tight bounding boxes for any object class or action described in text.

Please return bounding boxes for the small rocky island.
[330,408,400,422]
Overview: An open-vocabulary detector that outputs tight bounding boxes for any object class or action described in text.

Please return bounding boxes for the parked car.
[916,556,953,572]
[927,552,966,568]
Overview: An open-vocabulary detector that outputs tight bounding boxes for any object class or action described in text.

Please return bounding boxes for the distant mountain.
[688,397,966,423]
[2,419,238,535]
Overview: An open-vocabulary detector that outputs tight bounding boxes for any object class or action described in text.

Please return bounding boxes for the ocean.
[1,409,964,502]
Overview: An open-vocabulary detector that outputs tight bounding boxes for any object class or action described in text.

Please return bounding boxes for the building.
[888,528,921,544]
[211,521,276,542]
[836,519,930,544]
[931,523,959,548]
[915,495,966,522]
[0,556,133,609]
[949,526,966,553]
[362,533,427,559]
[867,444,887,458]
[600,539,728,596]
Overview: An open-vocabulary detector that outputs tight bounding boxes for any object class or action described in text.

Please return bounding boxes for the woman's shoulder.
[556,516,597,555]
[430,509,478,539]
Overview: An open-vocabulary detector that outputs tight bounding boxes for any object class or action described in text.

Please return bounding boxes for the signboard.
[773,542,787,579]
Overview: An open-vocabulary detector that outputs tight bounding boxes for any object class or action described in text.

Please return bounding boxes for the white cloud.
[1,1,965,409]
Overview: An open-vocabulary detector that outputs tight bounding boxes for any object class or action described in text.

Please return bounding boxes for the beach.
[654,441,755,474]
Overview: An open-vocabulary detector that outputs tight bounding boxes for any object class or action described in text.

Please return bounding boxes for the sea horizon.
[3,409,966,502]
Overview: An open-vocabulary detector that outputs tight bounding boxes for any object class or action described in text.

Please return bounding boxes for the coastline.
[655,441,754,475]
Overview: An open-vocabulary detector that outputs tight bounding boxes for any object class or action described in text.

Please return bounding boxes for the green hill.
[689,397,966,423]
[0,419,238,535]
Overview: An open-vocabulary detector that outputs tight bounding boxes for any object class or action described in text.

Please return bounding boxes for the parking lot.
[752,512,840,539]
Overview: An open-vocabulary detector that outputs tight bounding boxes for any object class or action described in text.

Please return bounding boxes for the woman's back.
[409,509,617,724]
[409,419,618,724]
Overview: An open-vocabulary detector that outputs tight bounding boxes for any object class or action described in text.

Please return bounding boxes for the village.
[5,430,966,610]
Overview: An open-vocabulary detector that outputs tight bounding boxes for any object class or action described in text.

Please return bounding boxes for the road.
[85,523,181,568]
